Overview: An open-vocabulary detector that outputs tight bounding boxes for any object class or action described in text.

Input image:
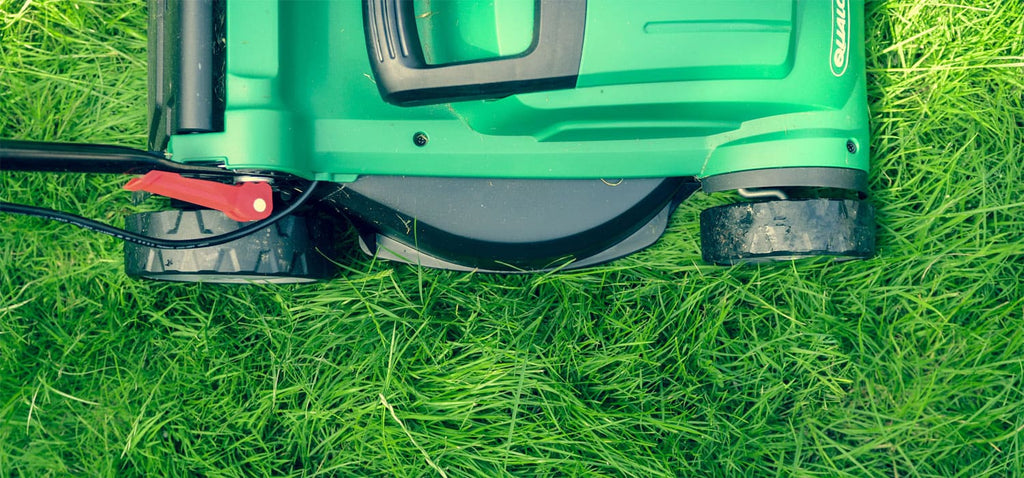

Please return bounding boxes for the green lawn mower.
[0,0,875,283]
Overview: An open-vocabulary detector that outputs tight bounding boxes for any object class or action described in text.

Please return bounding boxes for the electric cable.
[0,181,319,250]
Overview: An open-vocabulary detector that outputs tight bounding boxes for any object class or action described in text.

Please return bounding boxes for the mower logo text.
[831,0,850,77]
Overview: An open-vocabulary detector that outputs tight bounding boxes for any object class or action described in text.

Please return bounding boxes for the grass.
[1,0,1022,476]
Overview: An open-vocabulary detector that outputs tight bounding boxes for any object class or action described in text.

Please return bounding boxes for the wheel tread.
[700,198,875,265]
[125,209,337,283]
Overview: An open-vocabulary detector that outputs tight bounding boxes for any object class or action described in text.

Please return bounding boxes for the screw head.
[846,140,858,154]
[413,132,428,147]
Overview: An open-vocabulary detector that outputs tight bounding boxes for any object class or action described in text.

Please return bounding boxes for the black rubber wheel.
[125,210,339,283]
[700,198,875,265]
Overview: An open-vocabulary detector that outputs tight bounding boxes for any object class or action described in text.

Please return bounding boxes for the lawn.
[1,1,1022,476]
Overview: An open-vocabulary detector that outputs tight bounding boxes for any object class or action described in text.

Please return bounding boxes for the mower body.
[158,0,867,180]
[138,0,870,274]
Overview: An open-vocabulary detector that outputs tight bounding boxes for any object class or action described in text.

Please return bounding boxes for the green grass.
[1,0,1022,476]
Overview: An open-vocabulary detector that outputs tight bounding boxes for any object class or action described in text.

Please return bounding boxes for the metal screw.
[846,140,857,153]
[413,132,429,147]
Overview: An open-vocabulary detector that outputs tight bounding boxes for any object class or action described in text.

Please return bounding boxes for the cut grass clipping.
[2,1,1023,476]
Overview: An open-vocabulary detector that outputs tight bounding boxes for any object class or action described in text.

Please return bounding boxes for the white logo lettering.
[831,0,850,77]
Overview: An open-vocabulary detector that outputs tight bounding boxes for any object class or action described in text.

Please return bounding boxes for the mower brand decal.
[831,0,850,77]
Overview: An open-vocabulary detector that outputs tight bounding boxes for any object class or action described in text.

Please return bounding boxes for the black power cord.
[0,181,320,250]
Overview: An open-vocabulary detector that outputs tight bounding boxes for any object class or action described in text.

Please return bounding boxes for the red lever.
[124,171,274,222]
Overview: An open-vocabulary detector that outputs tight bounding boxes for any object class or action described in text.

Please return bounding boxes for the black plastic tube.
[0,140,235,176]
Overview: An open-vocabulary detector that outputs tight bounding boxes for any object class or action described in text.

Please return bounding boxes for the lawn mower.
[0,0,875,283]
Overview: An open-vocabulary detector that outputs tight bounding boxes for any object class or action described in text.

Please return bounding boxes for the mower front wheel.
[700,198,875,265]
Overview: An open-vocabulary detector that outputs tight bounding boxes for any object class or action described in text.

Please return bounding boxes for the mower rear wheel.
[124,209,338,283]
[700,198,875,265]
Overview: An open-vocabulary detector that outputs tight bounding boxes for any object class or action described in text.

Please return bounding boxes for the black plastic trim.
[336,176,698,271]
[362,0,586,106]
[361,200,680,273]
[700,167,868,194]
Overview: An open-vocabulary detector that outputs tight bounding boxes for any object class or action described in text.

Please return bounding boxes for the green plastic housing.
[167,0,868,183]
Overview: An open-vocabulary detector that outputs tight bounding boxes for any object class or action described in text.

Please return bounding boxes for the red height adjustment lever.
[124,171,274,222]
